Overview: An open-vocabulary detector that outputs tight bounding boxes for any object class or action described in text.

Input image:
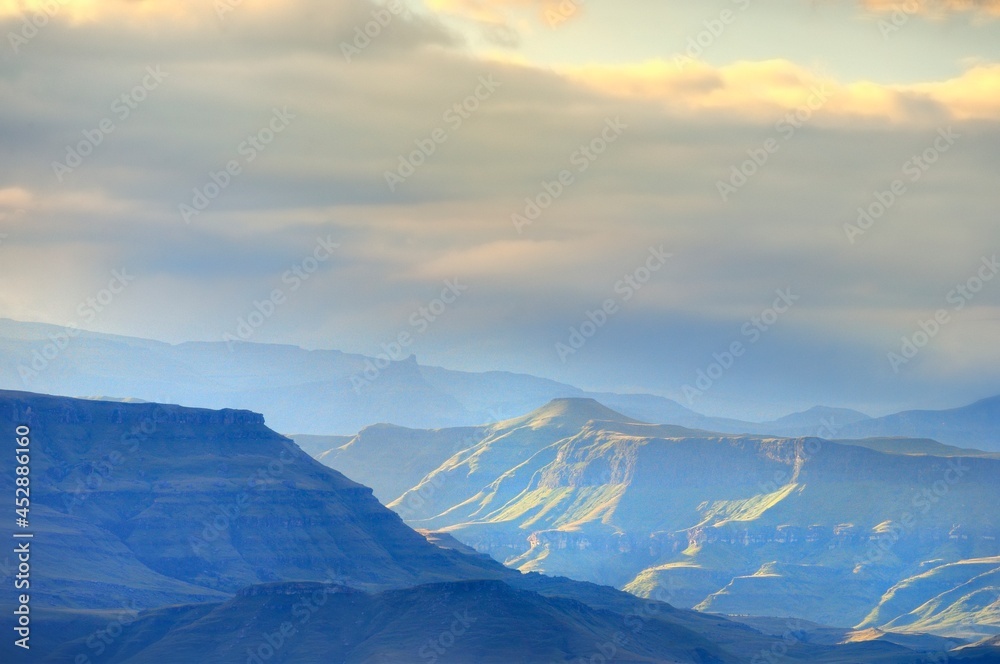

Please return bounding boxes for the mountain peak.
[516,398,639,429]
[766,405,871,429]
[965,394,1000,411]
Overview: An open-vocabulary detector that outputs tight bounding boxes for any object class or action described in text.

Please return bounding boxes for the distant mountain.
[307,398,650,504]
[1,389,958,663]
[312,398,1000,637]
[757,405,872,435]
[0,318,707,435]
[291,433,353,458]
[823,397,1000,451]
[310,424,489,505]
[832,437,998,458]
[3,317,999,449]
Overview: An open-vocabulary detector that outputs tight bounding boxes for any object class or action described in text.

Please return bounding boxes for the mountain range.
[2,389,993,662]
[2,318,998,450]
[305,398,1000,641]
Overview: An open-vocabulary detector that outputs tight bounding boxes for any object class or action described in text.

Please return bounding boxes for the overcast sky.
[0,0,998,419]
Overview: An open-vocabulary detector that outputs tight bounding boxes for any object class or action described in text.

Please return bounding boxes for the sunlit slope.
[305,424,490,504]
[388,398,654,525]
[401,411,999,538]
[862,558,1000,639]
[330,398,1000,632]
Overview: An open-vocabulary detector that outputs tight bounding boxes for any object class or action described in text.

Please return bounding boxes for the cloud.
[0,0,998,415]
[562,59,1000,124]
[861,0,1000,17]
[0,186,32,209]
[0,0,376,25]
[406,237,619,285]
[904,64,1000,118]
[417,0,1000,25]
[426,0,580,26]
[0,0,223,24]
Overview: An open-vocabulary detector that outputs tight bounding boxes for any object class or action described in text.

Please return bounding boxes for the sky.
[0,0,998,420]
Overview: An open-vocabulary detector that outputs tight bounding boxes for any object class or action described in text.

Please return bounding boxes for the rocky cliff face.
[0,389,508,612]
[2,390,267,427]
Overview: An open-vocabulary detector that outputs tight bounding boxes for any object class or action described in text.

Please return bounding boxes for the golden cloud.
[424,0,1000,25]
[0,0,290,24]
[0,186,33,210]
[425,0,581,26]
[0,0,557,22]
[1,0,186,22]
[862,0,1000,17]
[559,58,1000,124]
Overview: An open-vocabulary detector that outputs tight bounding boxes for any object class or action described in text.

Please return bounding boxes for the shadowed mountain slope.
[0,389,509,612]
